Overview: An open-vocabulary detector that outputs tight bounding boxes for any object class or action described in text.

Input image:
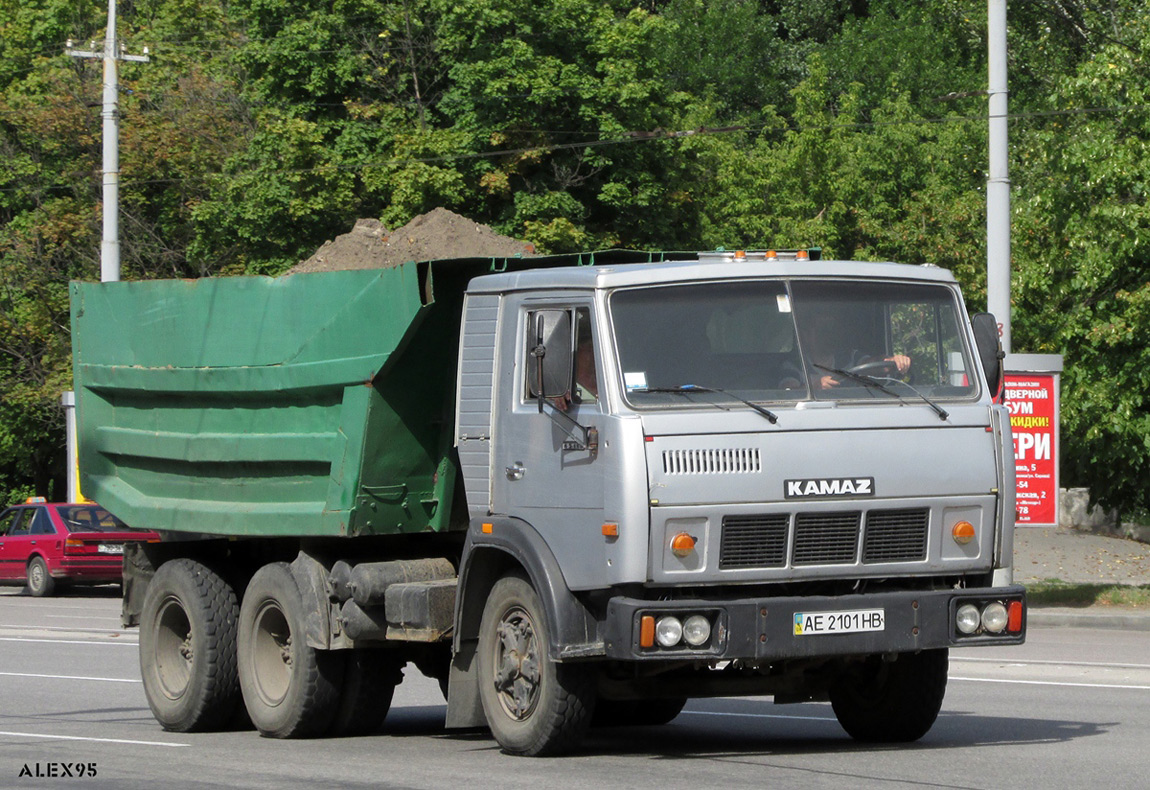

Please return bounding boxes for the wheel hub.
[492,607,541,720]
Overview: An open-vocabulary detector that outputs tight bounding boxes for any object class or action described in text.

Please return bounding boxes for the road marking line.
[0,731,187,748]
[0,671,139,684]
[0,637,136,646]
[953,657,1150,670]
[951,675,1150,690]
[0,623,134,635]
[682,711,835,723]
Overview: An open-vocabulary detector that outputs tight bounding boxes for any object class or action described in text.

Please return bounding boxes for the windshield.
[610,279,978,408]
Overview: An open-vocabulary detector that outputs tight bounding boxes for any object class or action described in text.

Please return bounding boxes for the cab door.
[492,298,606,564]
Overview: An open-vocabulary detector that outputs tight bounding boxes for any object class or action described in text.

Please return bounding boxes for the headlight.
[981,602,1009,633]
[682,615,711,646]
[655,616,683,647]
[956,604,981,634]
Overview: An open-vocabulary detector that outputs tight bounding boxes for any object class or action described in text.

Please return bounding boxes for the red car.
[0,500,160,596]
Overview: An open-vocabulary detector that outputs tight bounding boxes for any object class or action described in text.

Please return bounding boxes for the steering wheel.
[847,359,900,378]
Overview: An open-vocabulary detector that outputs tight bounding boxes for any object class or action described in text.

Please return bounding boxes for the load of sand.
[288,208,534,274]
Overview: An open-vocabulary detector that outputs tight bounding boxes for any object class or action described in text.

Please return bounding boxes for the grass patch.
[1025,579,1150,608]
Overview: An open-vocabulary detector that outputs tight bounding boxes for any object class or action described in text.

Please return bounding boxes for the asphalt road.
[1,587,1148,790]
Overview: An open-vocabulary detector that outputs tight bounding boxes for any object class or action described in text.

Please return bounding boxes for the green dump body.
[70,261,480,538]
[70,251,699,539]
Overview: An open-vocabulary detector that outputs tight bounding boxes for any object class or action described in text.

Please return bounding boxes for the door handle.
[505,462,525,481]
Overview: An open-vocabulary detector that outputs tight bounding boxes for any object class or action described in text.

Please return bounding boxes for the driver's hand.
[818,374,839,389]
[888,354,911,373]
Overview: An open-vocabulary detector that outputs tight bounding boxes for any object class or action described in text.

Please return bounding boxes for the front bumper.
[601,585,1025,661]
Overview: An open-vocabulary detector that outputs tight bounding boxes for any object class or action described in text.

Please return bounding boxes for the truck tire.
[830,648,949,742]
[26,556,55,597]
[238,562,343,738]
[328,649,403,736]
[476,574,595,756]
[593,697,687,727]
[139,559,242,731]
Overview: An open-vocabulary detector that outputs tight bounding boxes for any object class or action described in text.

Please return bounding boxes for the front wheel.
[830,648,948,742]
[238,562,343,738]
[477,574,595,756]
[26,556,55,597]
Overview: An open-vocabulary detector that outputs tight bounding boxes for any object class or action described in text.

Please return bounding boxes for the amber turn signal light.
[670,532,697,557]
[640,615,656,648]
[952,521,976,545]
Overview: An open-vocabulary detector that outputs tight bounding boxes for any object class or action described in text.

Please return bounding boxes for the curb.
[1028,607,1150,632]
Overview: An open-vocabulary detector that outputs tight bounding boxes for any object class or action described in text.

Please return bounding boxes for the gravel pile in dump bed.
[287,208,534,274]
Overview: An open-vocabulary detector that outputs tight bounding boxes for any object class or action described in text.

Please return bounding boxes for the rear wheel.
[328,649,403,736]
[26,556,55,598]
[830,649,948,742]
[477,574,595,756]
[238,562,343,738]
[139,559,242,731]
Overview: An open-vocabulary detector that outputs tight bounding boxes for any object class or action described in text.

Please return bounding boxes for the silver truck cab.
[449,252,1023,752]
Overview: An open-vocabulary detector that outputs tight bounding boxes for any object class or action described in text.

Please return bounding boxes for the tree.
[1012,11,1150,516]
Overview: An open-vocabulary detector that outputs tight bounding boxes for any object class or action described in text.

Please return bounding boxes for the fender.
[453,515,604,661]
[289,551,334,650]
[445,515,605,729]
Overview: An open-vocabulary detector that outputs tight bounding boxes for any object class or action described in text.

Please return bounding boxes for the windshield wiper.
[813,364,949,421]
[874,378,950,421]
[633,385,779,424]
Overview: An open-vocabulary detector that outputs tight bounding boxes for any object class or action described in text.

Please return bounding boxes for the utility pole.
[987,0,1011,353]
[66,0,149,284]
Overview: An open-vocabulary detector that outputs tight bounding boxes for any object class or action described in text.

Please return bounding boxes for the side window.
[572,308,598,405]
[5,509,30,537]
[0,509,21,537]
[522,306,597,410]
[28,508,56,536]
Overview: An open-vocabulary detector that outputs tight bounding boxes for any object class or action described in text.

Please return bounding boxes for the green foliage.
[0,0,1148,514]
[1012,11,1150,514]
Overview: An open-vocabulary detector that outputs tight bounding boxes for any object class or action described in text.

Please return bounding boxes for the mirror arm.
[540,399,598,455]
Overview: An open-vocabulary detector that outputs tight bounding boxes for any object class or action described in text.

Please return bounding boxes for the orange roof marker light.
[795,249,810,261]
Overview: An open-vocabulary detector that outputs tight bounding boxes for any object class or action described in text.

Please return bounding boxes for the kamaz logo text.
[784,477,875,498]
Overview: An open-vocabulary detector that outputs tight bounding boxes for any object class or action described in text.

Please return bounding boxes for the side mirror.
[971,312,1004,397]
[528,310,574,409]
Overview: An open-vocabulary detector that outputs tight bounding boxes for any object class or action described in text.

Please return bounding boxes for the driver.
[797,309,910,390]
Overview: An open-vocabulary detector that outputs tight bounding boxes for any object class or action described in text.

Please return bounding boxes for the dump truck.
[70,250,1025,756]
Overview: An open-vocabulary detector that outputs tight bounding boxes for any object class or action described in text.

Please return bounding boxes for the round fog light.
[981,602,1009,633]
[956,604,981,634]
[682,615,711,647]
[655,616,683,647]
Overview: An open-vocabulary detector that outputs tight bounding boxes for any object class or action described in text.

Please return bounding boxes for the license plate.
[793,608,885,636]
[97,544,124,555]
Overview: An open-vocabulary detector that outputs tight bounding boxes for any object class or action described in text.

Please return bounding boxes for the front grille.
[792,512,861,565]
[719,514,789,569]
[662,448,761,475]
[863,508,929,563]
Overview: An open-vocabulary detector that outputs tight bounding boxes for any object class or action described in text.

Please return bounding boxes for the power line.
[3,100,1145,197]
